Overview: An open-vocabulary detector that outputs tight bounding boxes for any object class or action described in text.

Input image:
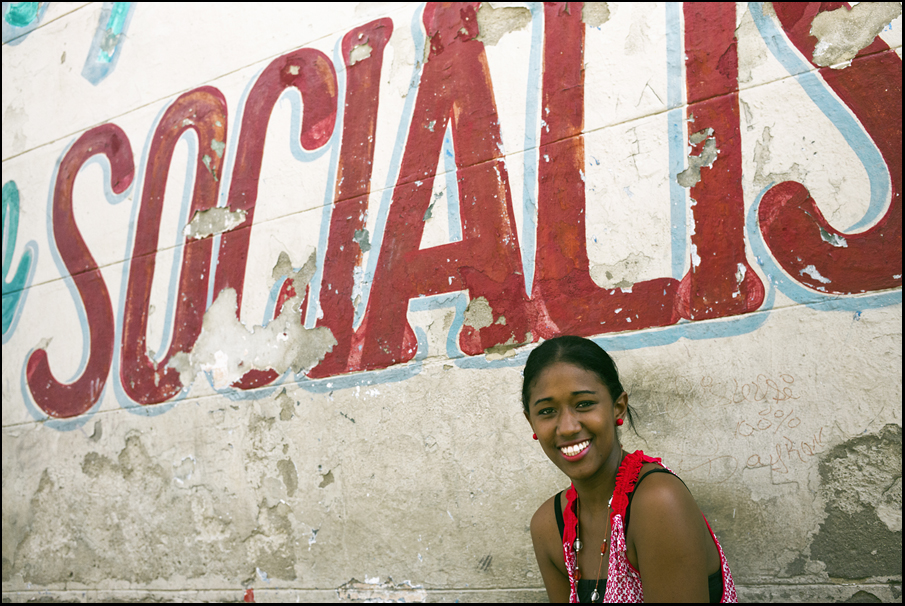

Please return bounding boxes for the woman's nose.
[558,407,581,435]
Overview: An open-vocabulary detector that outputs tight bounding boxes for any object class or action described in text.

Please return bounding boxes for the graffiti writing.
[746,427,826,474]
[701,372,801,408]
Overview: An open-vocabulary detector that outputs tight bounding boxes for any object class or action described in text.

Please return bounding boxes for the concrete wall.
[2,2,901,602]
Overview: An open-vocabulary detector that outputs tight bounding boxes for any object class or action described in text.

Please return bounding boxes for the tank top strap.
[554,490,565,540]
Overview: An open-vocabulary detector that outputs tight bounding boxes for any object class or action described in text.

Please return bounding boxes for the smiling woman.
[523,336,738,603]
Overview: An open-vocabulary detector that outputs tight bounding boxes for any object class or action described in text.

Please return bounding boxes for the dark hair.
[521,336,637,433]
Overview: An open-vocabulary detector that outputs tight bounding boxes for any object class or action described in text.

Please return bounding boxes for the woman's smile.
[559,438,592,460]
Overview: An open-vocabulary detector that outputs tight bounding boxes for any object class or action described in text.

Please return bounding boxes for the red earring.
[616,418,624,426]
[533,433,538,440]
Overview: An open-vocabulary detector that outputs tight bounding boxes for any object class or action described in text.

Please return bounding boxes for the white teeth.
[560,440,590,457]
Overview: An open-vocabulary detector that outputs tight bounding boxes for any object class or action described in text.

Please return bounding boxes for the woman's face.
[525,362,627,481]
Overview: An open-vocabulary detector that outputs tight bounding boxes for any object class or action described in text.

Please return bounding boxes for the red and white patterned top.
[561,450,738,603]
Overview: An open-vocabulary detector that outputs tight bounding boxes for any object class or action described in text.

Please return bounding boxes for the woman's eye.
[538,407,555,416]
[577,400,595,408]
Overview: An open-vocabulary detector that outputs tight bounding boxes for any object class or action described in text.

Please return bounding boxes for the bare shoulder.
[629,464,707,547]
[628,464,719,602]
[529,493,560,551]
[530,493,570,602]
[632,463,697,512]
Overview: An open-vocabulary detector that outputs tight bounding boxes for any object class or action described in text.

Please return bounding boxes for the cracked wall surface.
[2,2,902,603]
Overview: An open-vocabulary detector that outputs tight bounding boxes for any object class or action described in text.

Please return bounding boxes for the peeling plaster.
[484,333,531,360]
[736,7,768,84]
[271,251,295,284]
[184,206,247,240]
[168,252,336,389]
[877,477,902,533]
[350,42,373,65]
[336,577,426,602]
[800,264,831,284]
[677,128,717,188]
[810,3,902,69]
[589,252,651,290]
[475,3,532,47]
[740,98,755,131]
[624,7,651,56]
[811,425,902,578]
[463,296,493,330]
[318,469,334,488]
[582,3,611,29]
[819,225,848,248]
[353,228,371,252]
[752,126,805,191]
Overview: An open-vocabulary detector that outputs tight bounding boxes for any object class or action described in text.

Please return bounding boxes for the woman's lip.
[560,440,591,461]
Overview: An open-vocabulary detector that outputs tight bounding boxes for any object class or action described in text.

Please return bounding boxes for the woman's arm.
[530,496,571,602]
[630,472,715,602]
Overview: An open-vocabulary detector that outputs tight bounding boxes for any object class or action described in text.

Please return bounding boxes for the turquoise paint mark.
[4,2,37,27]
[82,2,135,85]
[97,1,130,62]
[749,2,890,232]
[2,181,36,339]
[2,1,47,45]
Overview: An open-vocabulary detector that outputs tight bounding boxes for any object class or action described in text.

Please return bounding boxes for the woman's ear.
[614,391,628,420]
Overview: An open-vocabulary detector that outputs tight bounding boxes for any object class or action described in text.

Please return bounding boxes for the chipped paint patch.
[353,228,370,252]
[210,139,226,158]
[475,3,531,46]
[168,252,336,389]
[810,3,902,68]
[677,128,717,188]
[350,42,372,65]
[484,333,530,361]
[463,296,493,330]
[800,264,831,284]
[819,225,848,248]
[582,3,611,28]
[184,207,247,240]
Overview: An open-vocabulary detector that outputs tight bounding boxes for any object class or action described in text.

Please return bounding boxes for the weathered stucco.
[2,2,902,602]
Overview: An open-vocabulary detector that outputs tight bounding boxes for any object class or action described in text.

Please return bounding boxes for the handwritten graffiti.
[22,2,902,419]
[701,372,801,408]
[745,427,826,474]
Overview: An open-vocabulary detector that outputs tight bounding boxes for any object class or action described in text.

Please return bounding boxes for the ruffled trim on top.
[610,450,662,524]
[563,484,580,602]
[564,484,579,552]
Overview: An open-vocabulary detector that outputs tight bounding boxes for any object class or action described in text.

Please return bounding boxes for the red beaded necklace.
[573,450,624,602]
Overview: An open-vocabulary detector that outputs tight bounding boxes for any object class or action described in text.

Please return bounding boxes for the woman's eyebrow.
[532,390,596,408]
[532,396,553,408]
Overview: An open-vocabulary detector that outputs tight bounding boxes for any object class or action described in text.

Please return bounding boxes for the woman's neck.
[572,447,625,514]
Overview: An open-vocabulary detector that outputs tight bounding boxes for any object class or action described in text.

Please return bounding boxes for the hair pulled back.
[522,335,637,432]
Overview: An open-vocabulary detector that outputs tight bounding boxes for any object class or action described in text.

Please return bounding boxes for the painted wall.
[2,1,901,602]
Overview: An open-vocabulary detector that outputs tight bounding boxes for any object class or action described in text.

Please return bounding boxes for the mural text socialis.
[23,2,902,419]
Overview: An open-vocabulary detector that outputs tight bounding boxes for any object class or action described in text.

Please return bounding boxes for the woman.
[524,336,737,602]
